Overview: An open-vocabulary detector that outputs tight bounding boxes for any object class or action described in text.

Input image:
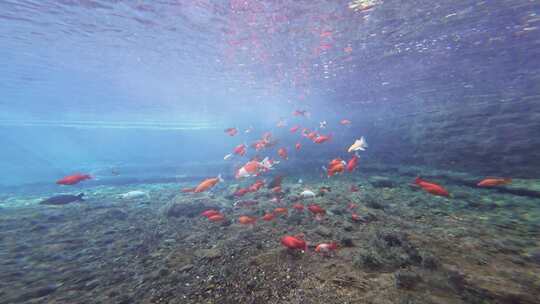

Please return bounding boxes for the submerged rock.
[162,199,219,218]
[315,226,333,237]
[395,271,421,289]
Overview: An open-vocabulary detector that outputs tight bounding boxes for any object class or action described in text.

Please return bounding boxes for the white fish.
[347,136,368,153]
[298,179,303,184]
[319,120,327,129]
[300,189,316,198]
[224,153,233,160]
[120,190,149,199]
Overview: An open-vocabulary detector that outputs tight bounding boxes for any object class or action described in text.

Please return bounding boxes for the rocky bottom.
[1,174,540,304]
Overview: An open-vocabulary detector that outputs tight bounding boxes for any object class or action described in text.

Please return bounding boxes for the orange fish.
[181,187,195,193]
[201,209,220,218]
[477,178,512,187]
[262,213,275,221]
[194,175,223,193]
[313,134,332,144]
[340,119,352,125]
[327,158,346,177]
[281,235,307,251]
[208,214,225,222]
[278,147,288,160]
[289,125,300,133]
[238,215,257,225]
[224,128,238,136]
[56,173,92,185]
[274,207,288,215]
[351,213,361,222]
[295,142,301,150]
[315,242,338,253]
[235,159,264,179]
[414,177,449,197]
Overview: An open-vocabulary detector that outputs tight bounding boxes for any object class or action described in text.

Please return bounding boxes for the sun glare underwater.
[1,1,540,304]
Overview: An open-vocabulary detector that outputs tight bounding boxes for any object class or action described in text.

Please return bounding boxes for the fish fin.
[361,136,368,148]
[77,193,85,201]
[217,174,224,183]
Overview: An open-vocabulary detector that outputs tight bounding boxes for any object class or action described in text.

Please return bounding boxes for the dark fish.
[268,175,284,189]
[39,193,85,205]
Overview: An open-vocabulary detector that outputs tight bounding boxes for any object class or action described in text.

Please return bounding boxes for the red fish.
[346,154,359,172]
[315,242,338,253]
[348,203,358,210]
[320,30,333,38]
[233,144,246,156]
[340,119,352,125]
[289,125,300,133]
[234,188,250,197]
[281,235,307,251]
[208,214,225,222]
[278,147,288,160]
[313,134,332,144]
[262,213,275,221]
[295,142,301,150]
[193,175,223,193]
[477,178,512,187]
[292,110,309,117]
[292,203,304,211]
[224,128,238,136]
[56,173,92,185]
[181,187,195,193]
[271,186,282,193]
[414,177,449,197]
[306,131,319,140]
[238,215,257,225]
[308,204,326,215]
[201,209,220,218]
[351,213,361,222]
[248,180,265,192]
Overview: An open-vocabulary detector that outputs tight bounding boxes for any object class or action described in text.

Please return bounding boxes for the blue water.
[1,1,540,303]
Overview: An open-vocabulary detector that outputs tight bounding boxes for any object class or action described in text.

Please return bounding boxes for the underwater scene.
[1,1,540,303]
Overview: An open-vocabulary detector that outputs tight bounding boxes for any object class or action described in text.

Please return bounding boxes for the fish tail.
[361,136,368,148]
[504,178,512,184]
[217,174,224,183]
[77,193,85,201]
